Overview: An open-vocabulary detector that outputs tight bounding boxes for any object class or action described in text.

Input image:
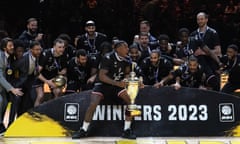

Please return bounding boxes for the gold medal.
[7,69,13,75]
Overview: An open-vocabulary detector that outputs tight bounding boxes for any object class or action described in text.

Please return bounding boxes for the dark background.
[0,0,240,53]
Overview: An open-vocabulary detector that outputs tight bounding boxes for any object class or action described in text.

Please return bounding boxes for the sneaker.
[121,129,136,139]
[72,128,87,139]
[0,125,6,136]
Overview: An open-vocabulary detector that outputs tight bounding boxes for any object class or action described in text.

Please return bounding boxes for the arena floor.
[1,137,240,144]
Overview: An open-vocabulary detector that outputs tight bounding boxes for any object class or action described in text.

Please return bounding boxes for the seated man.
[220,44,240,94]
[65,49,96,94]
[140,49,173,86]
[72,40,140,139]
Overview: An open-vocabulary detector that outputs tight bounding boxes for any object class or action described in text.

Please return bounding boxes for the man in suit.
[0,37,23,134]
[8,41,42,125]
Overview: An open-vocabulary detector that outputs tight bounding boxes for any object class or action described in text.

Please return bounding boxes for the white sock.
[82,121,90,131]
[124,121,131,131]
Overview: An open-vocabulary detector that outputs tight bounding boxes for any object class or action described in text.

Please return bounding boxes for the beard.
[29,29,37,37]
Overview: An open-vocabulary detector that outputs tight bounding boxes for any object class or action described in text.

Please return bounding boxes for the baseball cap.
[85,20,95,26]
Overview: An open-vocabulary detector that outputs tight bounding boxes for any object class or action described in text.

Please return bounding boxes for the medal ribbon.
[54,57,61,72]
[86,34,96,53]
[154,67,159,83]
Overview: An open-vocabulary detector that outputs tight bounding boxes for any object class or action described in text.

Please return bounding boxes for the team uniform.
[140,57,173,85]
[175,43,193,60]
[220,55,240,94]
[158,45,177,58]
[190,27,221,74]
[92,51,130,103]
[64,44,76,62]
[18,31,45,50]
[66,57,94,93]
[148,34,159,50]
[34,48,67,86]
[190,27,221,90]
[171,64,206,88]
[76,32,107,61]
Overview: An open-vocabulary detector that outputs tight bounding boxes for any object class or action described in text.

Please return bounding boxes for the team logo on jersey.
[64,103,79,121]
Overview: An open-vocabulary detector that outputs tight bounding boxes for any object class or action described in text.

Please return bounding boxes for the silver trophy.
[126,62,142,116]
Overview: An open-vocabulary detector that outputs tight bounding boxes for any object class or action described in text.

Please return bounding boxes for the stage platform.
[2,137,240,144]
[3,87,240,143]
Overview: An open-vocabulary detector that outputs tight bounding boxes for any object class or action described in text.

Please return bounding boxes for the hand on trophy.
[52,75,67,88]
[46,79,57,88]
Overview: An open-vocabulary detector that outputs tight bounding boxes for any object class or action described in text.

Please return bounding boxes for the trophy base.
[129,109,141,116]
[127,105,141,116]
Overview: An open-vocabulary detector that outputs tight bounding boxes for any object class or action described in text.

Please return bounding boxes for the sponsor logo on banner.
[219,103,234,122]
[64,103,79,121]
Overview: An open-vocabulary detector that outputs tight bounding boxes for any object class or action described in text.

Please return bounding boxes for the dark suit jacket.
[14,53,36,88]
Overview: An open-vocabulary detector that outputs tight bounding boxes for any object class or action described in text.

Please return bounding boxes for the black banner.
[6,86,240,137]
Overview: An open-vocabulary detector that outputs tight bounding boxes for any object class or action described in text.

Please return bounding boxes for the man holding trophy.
[72,40,143,139]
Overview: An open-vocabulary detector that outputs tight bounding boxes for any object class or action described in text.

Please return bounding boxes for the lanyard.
[5,55,13,76]
[197,26,209,40]
[86,33,96,53]
[6,57,11,69]
[139,45,151,54]
[154,66,159,83]
[54,57,61,71]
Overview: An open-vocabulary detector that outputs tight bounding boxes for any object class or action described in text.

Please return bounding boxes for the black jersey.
[64,44,76,61]
[171,64,205,88]
[67,57,92,84]
[18,31,45,50]
[190,26,220,50]
[220,55,240,84]
[175,43,193,59]
[39,48,67,79]
[140,57,173,85]
[77,32,107,57]
[95,52,130,84]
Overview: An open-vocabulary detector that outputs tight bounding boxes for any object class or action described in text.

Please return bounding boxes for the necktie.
[29,56,36,75]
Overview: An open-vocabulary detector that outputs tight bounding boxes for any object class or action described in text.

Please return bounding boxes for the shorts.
[92,83,126,104]
[32,79,44,88]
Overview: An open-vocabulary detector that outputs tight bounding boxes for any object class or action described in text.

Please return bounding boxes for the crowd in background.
[0,0,240,51]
